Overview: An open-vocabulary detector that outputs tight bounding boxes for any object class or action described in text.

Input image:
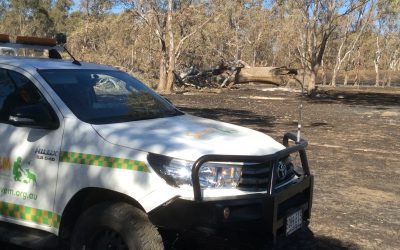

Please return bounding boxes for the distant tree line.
[0,0,399,93]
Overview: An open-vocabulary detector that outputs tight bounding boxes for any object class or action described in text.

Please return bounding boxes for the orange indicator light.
[16,36,57,46]
[0,34,10,43]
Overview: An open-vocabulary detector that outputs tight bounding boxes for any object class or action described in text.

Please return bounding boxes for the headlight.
[147,153,242,189]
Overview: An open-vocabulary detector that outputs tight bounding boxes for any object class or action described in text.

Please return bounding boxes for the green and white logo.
[12,157,37,185]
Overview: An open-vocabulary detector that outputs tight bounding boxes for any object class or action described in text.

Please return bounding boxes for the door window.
[0,69,44,123]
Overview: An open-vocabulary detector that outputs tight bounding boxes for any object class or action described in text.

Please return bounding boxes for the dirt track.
[164,85,400,250]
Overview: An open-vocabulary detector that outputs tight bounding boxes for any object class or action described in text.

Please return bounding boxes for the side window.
[0,69,44,123]
[0,69,16,122]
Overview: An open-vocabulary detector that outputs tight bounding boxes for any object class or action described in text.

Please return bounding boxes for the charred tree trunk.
[344,70,349,86]
[321,60,327,85]
[252,49,257,67]
[165,0,175,93]
[354,50,361,86]
[157,39,168,91]
[374,59,380,87]
[374,37,381,87]
[307,68,317,94]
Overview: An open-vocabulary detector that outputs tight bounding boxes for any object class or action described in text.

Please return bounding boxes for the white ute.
[0,35,313,249]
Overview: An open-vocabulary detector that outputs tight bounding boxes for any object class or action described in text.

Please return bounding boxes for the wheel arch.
[58,187,145,241]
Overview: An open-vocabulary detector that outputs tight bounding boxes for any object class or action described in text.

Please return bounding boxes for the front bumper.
[149,176,313,242]
[149,133,313,242]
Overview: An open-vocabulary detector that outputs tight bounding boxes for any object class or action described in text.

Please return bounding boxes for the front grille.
[237,159,297,191]
[237,162,273,191]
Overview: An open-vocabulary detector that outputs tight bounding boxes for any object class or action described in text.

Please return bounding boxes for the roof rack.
[0,34,81,65]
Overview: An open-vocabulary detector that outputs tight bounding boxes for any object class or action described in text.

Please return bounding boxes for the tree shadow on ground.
[178,107,276,133]
[307,91,400,107]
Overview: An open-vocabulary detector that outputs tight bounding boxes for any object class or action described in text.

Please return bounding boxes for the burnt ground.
[3,85,399,250]
[163,85,400,250]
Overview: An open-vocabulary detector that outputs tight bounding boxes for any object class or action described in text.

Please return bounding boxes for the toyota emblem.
[277,161,287,180]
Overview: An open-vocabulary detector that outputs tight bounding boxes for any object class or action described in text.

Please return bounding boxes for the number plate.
[286,209,303,235]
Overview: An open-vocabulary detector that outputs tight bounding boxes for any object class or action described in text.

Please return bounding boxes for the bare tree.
[374,36,382,86]
[128,0,214,93]
[330,2,373,86]
[164,1,215,92]
[289,0,368,94]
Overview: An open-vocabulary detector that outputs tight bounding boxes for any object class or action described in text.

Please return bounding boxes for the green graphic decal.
[25,169,37,184]
[12,157,23,181]
[12,157,37,185]
[0,201,60,228]
[59,151,150,172]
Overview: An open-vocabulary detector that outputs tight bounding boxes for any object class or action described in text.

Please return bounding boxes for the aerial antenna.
[56,33,81,66]
[63,46,81,66]
[289,69,305,143]
[297,69,306,143]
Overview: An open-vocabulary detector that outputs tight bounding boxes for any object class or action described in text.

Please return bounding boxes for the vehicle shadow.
[167,227,359,250]
[268,227,359,250]
[1,227,359,250]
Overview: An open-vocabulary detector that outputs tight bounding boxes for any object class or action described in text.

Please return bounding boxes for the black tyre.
[71,202,164,250]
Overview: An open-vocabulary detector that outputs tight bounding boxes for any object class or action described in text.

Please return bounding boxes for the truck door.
[0,67,63,232]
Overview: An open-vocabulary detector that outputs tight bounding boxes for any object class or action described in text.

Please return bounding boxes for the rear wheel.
[71,202,164,250]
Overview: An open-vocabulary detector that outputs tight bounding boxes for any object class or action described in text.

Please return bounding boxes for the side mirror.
[9,103,59,130]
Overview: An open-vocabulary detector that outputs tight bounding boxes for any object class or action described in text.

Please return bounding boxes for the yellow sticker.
[0,157,11,171]
[186,126,238,139]
[186,129,212,139]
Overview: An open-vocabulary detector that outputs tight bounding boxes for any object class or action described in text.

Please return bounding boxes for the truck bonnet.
[91,114,285,161]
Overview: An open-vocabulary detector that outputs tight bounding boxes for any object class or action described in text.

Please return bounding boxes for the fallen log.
[175,62,298,89]
[237,66,298,86]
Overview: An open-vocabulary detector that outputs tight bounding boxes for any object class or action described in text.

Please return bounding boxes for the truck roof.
[0,56,116,71]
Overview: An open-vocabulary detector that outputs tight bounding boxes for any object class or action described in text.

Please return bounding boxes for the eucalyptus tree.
[121,0,216,92]
[330,1,375,86]
[373,0,400,86]
[0,0,54,36]
[283,0,369,94]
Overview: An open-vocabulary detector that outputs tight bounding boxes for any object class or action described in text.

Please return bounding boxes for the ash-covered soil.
[163,85,400,250]
[3,85,399,250]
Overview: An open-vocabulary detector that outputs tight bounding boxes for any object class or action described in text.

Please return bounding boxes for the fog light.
[223,207,230,219]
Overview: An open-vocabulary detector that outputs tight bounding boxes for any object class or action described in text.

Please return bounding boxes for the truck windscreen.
[39,69,182,124]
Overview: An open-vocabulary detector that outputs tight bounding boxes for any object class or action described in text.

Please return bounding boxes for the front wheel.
[71,202,164,250]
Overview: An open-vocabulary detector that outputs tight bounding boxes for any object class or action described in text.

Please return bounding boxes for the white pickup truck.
[0,35,313,250]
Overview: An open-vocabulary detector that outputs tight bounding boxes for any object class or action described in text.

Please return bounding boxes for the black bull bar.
[191,132,311,201]
[150,132,313,242]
